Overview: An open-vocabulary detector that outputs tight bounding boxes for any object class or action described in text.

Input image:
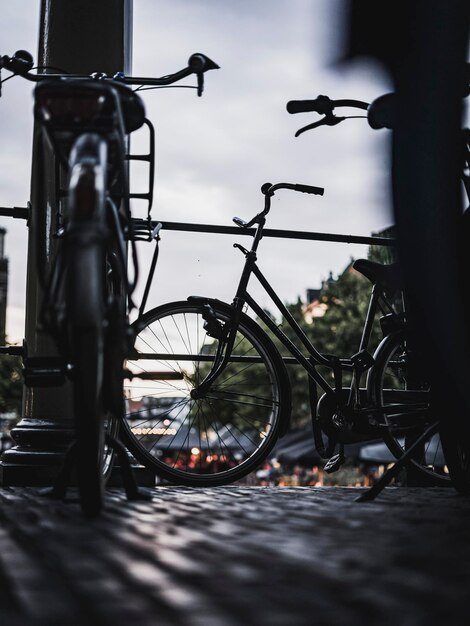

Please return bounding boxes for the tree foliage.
[261,261,383,429]
[0,355,22,415]
[306,264,382,359]
[194,261,385,432]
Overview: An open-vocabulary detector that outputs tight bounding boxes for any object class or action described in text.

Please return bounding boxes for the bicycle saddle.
[353,259,401,293]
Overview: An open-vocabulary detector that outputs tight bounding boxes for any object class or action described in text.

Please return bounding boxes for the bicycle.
[119,161,449,492]
[286,91,470,498]
[0,48,218,515]
[344,0,470,501]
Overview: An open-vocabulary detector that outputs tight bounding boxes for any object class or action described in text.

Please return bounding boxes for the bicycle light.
[35,87,108,125]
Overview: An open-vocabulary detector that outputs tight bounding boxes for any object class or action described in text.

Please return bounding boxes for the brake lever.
[197,73,204,96]
[295,114,345,137]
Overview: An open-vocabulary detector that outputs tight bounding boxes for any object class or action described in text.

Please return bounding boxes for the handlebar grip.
[287,100,320,114]
[1,50,34,74]
[294,184,324,196]
[233,217,248,228]
[188,53,219,73]
[286,95,333,115]
[367,93,395,130]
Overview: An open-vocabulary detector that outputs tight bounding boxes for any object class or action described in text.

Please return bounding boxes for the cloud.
[0,1,394,343]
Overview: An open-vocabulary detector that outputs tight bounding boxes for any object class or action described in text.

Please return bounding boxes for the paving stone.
[0,486,470,625]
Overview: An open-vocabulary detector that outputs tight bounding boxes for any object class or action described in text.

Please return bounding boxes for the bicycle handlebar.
[262,182,324,196]
[0,50,219,96]
[286,95,369,116]
[286,93,398,136]
[233,182,325,229]
[0,49,34,75]
[287,84,468,136]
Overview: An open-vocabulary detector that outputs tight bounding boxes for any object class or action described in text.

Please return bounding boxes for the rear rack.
[126,118,155,218]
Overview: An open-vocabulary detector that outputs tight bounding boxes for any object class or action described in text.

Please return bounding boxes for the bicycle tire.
[120,299,291,486]
[66,137,107,517]
[440,421,470,495]
[67,262,117,488]
[102,256,128,480]
[367,331,451,486]
[70,327,105,516]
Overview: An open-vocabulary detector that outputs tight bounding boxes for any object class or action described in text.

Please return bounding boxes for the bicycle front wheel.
[66,133,108,516]
[67,249,106,517]
[120,300,291,486]
[368,331,451,486]
[71,333,105,515]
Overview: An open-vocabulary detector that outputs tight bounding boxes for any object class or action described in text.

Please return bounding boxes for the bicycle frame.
[34,84,134,347]
[0,49,220,511]
[196,196,399,411]
[0,49,219,332]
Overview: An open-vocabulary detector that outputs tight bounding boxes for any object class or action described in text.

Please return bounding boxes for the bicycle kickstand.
[37,440,78,500]
[37,436,153,503]
[355,422,439,502]
[105,433,153,501]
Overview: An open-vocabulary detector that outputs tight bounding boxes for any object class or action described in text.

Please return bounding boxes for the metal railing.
[0,206,395,247]
[132,218,396,247]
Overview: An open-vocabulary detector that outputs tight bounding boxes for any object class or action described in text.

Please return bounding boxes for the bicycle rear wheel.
[66,134,108,516]
[120,299,291,486]
[368,331,451,486]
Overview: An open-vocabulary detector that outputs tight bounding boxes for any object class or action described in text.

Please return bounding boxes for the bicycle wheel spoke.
[121,301,286,485]
[372,333,451,486]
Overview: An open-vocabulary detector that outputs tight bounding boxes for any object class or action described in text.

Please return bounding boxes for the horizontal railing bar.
[0,206,29,220]
[131,352,267,363]
[131,353,323,365]
[131,218,395,247]
[1,209,395,245]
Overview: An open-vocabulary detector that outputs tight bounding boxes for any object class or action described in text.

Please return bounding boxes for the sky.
[0,0,394,344]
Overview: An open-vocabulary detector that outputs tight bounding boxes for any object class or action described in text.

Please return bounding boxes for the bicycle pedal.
[324,453,345,474]
[123,369,184,381]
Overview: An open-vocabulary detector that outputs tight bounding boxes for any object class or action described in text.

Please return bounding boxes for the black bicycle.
[120,165,449,490]
[0,49,218,515]
[286,92,470,498]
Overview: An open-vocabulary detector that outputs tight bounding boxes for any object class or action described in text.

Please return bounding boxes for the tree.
[308,262,382,359]
[0,355,23,416]
[193,252,393,432]
[262,261,383,429]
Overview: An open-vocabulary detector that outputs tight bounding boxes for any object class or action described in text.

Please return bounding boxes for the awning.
[358,434,446,466]
[269,425,380,465]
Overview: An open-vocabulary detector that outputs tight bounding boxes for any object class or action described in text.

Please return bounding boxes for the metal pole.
[0,0,133,486]
[0,228,7,346]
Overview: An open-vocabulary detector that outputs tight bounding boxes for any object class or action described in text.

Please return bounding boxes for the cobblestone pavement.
[0,485,469,626]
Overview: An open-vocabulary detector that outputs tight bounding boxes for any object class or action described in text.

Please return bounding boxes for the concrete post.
[0,0,133,485]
